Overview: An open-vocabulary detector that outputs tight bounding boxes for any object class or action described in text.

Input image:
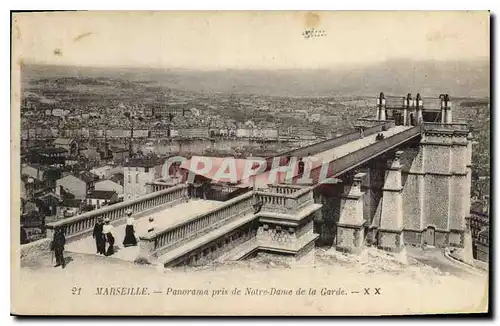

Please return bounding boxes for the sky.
[13,11,490,70]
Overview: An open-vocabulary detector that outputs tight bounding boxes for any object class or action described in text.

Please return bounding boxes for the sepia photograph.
[10,10,490,316]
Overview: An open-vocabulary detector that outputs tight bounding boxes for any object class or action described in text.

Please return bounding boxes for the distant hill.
[22,59,489,98]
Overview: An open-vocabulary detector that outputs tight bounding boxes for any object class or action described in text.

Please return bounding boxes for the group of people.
[92,210,138,256]
[49,209,158,268]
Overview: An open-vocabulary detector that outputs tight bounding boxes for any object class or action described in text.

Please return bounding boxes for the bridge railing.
[289,126,421,183]
[45,184,188,240]
[139,191,255,259]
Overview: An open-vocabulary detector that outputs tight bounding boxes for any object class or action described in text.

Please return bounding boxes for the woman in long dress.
[123,214,137,247]
[103,219,115,256]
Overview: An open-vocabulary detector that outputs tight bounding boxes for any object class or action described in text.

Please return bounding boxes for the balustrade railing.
[266,184,304,195]
[46,184,188,239]
[139,191,255,258]
[256,186,314,214]
[138,185,316,261]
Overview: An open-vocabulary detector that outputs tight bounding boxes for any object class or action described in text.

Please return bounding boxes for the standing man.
[51,227,66,268]
[103,218,115,256]
[92,217,106,255]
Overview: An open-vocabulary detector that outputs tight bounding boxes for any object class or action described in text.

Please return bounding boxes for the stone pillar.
[446,101,453,124]
[336,172,366,254]
[440,95,446,124]
[404,93,412,126]
[377,92,386,121]
[378,151,404,252]
[379,106,386,121]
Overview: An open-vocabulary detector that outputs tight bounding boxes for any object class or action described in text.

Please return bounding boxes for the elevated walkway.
[291,125,421,184]
[247,125,419,187]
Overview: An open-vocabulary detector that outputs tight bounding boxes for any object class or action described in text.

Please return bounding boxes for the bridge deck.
[310,125,411,164]
[65,199,223,262]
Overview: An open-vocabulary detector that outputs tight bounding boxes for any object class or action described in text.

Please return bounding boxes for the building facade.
[123,157,165,201]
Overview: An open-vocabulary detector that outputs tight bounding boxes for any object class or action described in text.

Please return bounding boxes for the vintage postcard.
[11,11,490,316]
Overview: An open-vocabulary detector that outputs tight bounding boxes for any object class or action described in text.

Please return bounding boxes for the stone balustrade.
[45,184,188,240]
[138,191,255,260]
[137,185,316,262]
[266,184,304,195]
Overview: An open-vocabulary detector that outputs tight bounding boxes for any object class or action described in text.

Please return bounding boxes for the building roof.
[33,147,68,155]
[60,198,82,207]
[22,163,51,172]
[87,190,117,200]
[95,179,123,192]
[477,226,489,244]
[21,174,45,185]
[110,172,124,184]
[78,171,99,183]
[124,155,166,168]
[471,201,489,216]
[91,165,113,173]
[110,146,128,153]
[57,174,85,185]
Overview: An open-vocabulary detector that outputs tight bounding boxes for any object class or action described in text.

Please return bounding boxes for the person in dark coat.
[50,228,66,268]
[122,210,137,247]
[103,218,115,256]
[92,217,106,255]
